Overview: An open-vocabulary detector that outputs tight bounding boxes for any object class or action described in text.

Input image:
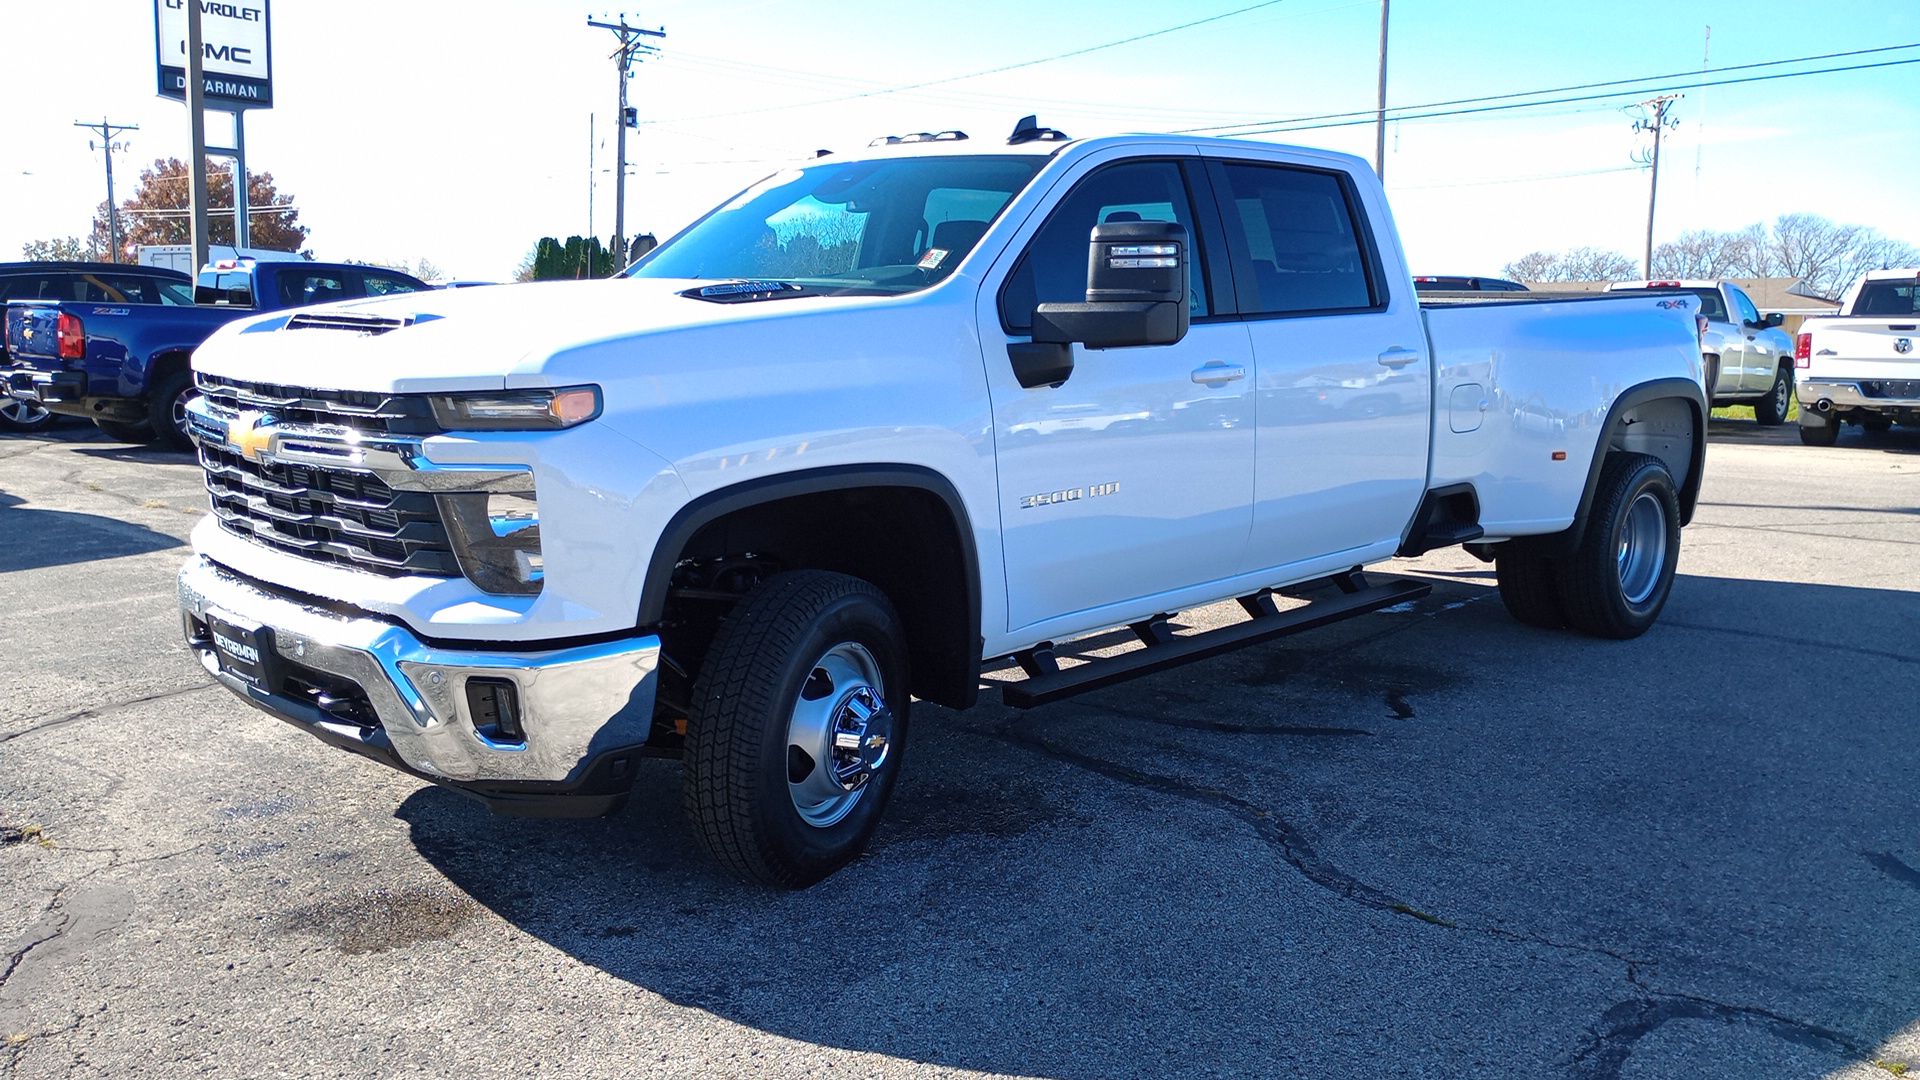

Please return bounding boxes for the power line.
[1219,54,1920,136]
[1181,40,1920,135]
[1390,164,1643,191]
[643,0,1294,125]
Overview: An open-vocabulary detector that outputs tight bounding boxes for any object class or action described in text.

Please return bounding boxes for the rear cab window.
[1853,281,1920,315]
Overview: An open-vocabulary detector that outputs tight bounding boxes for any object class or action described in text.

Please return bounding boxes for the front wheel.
[1556,453,1681,639]
[1752,365,1793,426]
[683,570,910,888]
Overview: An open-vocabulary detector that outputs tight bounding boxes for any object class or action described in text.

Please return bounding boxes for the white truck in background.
[1794,269,1920,445]
[175,123,1708,888]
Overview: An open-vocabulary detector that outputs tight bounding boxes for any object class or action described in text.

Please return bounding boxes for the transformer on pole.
[1632,94,1682,279]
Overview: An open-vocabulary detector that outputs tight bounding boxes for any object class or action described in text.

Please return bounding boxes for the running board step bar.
[995,573,1432,709]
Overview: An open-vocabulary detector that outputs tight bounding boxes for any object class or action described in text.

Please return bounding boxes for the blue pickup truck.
[4,258,431,449]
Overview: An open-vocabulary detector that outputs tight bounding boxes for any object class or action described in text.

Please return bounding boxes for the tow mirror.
[1007,221,1192,389]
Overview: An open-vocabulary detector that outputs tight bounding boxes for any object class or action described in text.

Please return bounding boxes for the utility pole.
[588,14,665,269]
[76,119,138,263]
[1374,0,1389,181]
[588,112,596,240]
[1632,94,1681,279]
[185,0,212,271]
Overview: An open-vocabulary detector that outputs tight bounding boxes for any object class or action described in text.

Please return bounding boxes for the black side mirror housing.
[1763,312,1785,328]
[1009,221,1192,389]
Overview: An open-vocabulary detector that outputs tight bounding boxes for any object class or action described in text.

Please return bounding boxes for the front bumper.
[178,556,662,816]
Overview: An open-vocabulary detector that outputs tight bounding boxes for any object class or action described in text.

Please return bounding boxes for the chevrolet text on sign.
[154,0,273,109]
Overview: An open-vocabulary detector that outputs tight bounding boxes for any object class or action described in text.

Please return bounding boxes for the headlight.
[439,491,543,595]
[429,386,601,430]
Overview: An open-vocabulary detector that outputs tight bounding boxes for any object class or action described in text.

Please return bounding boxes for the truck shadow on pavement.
[0,491,182,572]
[398,571,1920,1080]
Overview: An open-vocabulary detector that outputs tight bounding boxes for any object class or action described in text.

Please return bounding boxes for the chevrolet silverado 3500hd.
[177,125,1706,886]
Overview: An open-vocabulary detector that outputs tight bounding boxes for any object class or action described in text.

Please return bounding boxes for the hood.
[190,277,880,394]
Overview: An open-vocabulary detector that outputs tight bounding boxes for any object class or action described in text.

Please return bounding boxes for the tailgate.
[1804,317,1912,376]
[4,301,67,370]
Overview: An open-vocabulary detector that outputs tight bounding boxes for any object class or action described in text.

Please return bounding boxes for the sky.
[3,0,1917,281]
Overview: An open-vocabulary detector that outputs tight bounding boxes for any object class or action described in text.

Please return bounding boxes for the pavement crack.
[968,714,1410,915]
[0,683,218,745]
[1566,991,1865,1080]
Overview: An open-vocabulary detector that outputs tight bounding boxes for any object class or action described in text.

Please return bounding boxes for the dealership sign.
[155,0,273,110]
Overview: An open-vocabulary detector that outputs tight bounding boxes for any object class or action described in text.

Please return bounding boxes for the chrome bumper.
[178,556,659,787]
[1795,380,1920,410]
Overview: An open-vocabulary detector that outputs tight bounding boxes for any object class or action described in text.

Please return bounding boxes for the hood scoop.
[283,311,443,335]
[677,280,809,304]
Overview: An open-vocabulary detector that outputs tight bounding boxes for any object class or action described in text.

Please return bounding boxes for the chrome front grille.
[200,443,461,576]
[195,374,441,435]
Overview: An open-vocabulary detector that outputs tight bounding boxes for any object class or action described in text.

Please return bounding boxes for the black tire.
[1495,551,1567,629]
[0,398,60,434]
[1752,365,1793,426]
[146,369,196,451]
[1798,416,1840,446]
[683,570,910,888]
[93,417,156,443]
[1555,453,1681,640]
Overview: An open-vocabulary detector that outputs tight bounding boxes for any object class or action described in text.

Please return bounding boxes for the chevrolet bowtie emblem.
[229,411,278,463]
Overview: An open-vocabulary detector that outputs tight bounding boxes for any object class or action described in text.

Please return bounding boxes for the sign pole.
[233,111,248,250]
[185,0,211,270]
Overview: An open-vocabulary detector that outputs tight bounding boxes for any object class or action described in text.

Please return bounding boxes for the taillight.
[56,312,85,359]
[1795,332,1812,368]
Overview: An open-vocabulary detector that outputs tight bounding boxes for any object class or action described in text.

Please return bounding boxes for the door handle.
[1190,362,1246,386]
[1378,347,1421,368]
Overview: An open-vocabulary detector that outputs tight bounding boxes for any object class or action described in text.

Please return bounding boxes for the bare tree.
[1503,250,1560,281]
[1651,226,1763,279]
[1557,247,1640,282]
[1750,214,1920,299]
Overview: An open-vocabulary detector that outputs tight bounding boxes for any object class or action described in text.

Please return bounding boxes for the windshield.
[628,155,1048,296]
[1853,281,1920,316]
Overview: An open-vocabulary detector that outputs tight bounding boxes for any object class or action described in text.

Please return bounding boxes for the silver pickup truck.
[1607,280,1797,423]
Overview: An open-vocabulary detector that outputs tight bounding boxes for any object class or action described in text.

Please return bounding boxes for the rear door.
[981,152,1256,634]
[1201,152,1430,573]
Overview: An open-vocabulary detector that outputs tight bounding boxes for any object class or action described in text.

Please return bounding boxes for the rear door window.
[361,273,424,297]
[277,271,352,307]
[1213,162,1378,315]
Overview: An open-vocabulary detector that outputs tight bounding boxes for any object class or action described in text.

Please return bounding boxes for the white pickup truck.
[1793,268,1920,445]
[176,124,1706,886]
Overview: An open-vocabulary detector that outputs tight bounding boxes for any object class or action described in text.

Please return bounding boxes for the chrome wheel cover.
[786,641,892,828]
[1,399,50,425]
[172,390,197,441]
[1616,491,1668,606]
[1772,374,1790,414]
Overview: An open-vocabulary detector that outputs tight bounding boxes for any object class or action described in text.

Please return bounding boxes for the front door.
[982,156,1255,634]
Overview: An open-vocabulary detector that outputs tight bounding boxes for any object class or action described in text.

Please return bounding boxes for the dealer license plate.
[206,613,275,690]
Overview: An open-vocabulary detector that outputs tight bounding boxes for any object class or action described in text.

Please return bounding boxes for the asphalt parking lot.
[2,417,1917,1080]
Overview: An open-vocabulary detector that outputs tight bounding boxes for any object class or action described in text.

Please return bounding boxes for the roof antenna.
[1008,114,1068,145]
